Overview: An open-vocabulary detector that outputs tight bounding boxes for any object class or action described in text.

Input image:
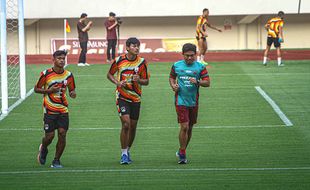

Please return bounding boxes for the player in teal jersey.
[169,43,210,164]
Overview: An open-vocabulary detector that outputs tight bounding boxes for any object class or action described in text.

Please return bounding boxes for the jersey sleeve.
[139,60,149,80]
[200,66,210,81]
[35,71,46,88]
[169,65,177,79]
[67,73,76,92]
[108,60,118,75]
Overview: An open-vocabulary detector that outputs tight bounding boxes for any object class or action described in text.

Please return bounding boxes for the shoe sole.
[178,160,188,164]
[50,165,63,168]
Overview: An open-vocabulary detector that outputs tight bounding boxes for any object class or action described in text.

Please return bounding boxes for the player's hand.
[69,90,76,98]
[48,84,61,94]
[117,80,127,87]
[278,38,284,43]
[189,78,198,84]
[171,83,179,92]
[88,21,93,26]
[132,74,140,83]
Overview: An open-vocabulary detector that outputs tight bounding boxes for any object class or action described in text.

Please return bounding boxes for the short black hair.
[126,37,140,47]
[182,43,196,54]
[53,50,67,58]
[109,12,116,17]
[80,13,87,18]
[278,11,284,17]
[203,8,209,13]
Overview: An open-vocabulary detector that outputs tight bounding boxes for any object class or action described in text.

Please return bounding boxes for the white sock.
[277,57,282,65]
[121,148,128,156]
[263,57,267,64]
[197,56,200,62]
[200,55,204,62]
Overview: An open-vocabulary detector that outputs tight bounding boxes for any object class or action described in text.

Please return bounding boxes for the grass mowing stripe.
[0,124,284,131]
[1,167,310,175]
[0,89,34,121]
[255,86,293,127]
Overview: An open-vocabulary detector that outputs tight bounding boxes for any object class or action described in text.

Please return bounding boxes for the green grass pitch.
[0,60,310,189]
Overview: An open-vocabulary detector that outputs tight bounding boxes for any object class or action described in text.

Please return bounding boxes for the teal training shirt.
[170,60,209,107]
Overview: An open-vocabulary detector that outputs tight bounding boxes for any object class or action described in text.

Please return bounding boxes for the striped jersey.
[109,54,149,103]
[35,68,75,114]
[196,15,208,38]
[170,60,210,107]
[266,17,284,38]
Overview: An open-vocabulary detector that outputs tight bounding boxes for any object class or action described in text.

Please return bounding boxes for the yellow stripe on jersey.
[267,17,284,38]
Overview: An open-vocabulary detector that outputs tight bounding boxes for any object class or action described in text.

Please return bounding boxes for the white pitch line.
[255,86,293,127]
[0,125,284,131]
[1,167,310,175]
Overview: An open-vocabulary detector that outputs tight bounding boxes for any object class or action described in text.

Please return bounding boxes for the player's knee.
[122,121,130,131]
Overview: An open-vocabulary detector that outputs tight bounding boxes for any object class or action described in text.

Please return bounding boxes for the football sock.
[263,57,267,64]
[277,57,282,65]
[121,148,128,156]
[200,55,204,62]
[197,56,200,62]
[179,148,186,155]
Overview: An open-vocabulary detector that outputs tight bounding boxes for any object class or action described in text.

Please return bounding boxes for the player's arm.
[189,67,210,87]
[67,74,76,98]
[132,63,149,86]
[169,65,179,92]
[278,25,284,42]
[34,73,60,94]
[34,84,60,94]
[206,21,222,32]
[107,61,126,87]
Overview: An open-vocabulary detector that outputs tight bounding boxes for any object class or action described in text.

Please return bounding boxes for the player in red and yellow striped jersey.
[263,11,285,66]
[34,50,76,168]
[196,8,222,65]
[107,37,149,164]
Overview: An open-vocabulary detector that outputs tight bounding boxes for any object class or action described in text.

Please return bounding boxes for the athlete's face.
[53,55,66,68]
[203,10,209,17]
[126,43,140,56]
[183,51,196,65]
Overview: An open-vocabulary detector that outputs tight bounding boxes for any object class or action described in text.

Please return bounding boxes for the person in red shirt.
[77,13,92,66]
[105,12,121,63]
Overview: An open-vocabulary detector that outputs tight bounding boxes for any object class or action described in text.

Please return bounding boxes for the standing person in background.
[169,43,210,164]
[263,11,285,66]
[107,37,149,165]
[196,8,222,65]
[35,50,76,168]
[77,13,92,66]
[105,12,120,64]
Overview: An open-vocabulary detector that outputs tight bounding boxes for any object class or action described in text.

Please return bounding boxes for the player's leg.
[117,99,131,164]
[176,105,189,164]
[186,106,198,148]
[274,39,283,66]
[197,38,205,62]
[38,114,56,165]
[263,37,272,65]
[200,38,208,64]
[51,113,69,168]
[127,101,141,163]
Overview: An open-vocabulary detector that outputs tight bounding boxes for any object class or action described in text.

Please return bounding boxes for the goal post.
[0,0,26,116]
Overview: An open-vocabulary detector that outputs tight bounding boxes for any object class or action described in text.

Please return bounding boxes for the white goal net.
[0,0,25,116]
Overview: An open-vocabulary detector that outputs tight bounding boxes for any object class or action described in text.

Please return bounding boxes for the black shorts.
[43,113,69,133]
[267,37,281,48]
[116,99,141,120]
